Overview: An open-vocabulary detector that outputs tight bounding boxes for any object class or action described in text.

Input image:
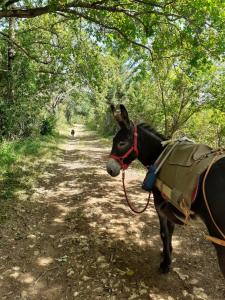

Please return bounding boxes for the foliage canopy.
[0,0,224,145]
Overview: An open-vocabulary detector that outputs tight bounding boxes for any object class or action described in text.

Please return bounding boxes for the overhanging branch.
[0,31,51,65]
[63,10,153,59]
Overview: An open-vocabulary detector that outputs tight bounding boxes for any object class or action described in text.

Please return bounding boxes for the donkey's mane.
[138,123,166,141]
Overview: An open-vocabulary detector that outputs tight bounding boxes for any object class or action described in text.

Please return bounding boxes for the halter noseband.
[110,126,139,170]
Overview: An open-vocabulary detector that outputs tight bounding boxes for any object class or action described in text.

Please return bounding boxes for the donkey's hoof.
[159,262,170,274]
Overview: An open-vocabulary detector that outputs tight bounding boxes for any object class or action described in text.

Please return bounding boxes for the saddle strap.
[206,235,225,247]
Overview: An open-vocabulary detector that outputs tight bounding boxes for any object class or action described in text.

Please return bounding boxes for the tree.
[7,16,15,103]
[0,1,224,145]
[0,14,100,137]
[0,1,224,62]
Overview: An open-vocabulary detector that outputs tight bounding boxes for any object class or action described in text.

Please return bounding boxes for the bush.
[40,116,56,135]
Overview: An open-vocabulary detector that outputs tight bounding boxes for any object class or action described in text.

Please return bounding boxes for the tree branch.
[64,10,153,59]
[4,0,20,7]
[0,5,51,18]
[0,31,51,65]
[0,1,184,21]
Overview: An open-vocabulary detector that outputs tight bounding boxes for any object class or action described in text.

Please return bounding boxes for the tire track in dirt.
[0,125,224,300]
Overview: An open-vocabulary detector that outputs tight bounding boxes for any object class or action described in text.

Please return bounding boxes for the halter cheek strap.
[110,126,139,170]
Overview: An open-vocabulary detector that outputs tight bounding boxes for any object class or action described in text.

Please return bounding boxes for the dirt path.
[0,125,224,300]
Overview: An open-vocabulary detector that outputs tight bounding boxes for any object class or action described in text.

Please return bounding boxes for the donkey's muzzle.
[106,158,121,177]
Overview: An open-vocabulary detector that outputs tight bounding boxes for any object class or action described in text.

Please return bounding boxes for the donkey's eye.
[118,141,128,149]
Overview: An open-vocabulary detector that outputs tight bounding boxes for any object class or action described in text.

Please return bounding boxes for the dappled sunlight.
[53,217,65,224]
[27,234,37,240]
[9,271,20,279]
[0,124,224,300]
[37,257,54,267]
[59,160,91,170]
[9,271,34,284]
[19,273,35,284]
[7,267,35,285]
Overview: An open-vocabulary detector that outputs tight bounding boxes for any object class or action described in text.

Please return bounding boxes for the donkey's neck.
[137,124,166,167]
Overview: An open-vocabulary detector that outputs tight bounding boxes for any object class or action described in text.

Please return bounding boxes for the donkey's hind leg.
[153,190,175,273]
[158,216,174,273]
[215,245,225,279]
[167,219,175,254]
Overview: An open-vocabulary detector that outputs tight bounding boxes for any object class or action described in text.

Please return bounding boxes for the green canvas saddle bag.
[154,141,223,215]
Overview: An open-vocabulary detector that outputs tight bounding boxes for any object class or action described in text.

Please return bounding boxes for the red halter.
[110,126,139,170]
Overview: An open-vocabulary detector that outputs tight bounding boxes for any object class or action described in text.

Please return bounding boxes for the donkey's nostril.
[106,159,121,177]
[109,169,114,176]
[108,167,113,176]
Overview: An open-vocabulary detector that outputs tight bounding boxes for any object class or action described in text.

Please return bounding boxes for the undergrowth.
[0,131,66,224]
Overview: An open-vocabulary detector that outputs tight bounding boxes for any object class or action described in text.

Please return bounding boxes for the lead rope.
[202,152,225,247]
[122,170,151,214]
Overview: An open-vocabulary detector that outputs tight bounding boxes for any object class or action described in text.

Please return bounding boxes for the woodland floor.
[0,125,224,300]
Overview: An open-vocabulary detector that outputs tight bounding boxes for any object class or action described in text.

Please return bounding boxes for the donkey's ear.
[110,104,124,127]
[120,104,130,128]
[110,104,116,115]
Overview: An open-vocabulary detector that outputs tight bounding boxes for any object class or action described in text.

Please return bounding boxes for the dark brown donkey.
[71,129,75,137]
[106,104,225,279]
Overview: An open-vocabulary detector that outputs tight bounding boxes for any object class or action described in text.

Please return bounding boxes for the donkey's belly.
[202,157,225,231]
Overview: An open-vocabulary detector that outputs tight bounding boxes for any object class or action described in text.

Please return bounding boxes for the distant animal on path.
[71,129,75,137]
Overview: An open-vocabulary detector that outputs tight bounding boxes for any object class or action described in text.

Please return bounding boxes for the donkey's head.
[106,104,138,177]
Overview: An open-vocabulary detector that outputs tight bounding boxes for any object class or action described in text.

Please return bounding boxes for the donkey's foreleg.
[158,216,173,273]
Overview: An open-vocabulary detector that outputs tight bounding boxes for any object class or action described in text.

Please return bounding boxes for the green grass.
[0,133,63,175]
[0,131,66,224]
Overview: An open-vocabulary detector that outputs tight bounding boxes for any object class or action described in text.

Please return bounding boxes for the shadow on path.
[0,125,224,300]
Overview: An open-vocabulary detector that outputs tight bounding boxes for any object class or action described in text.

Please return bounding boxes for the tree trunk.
[7,16,15,102]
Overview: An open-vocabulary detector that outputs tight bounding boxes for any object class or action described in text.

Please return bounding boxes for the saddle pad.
[167,143,212,167]
[156,141,216,212]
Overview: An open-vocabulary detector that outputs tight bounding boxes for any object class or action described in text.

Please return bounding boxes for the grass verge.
[0,132,66,224]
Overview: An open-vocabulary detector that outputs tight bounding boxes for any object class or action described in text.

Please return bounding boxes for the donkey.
[71,129,75,137]
[106,104,225,279]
